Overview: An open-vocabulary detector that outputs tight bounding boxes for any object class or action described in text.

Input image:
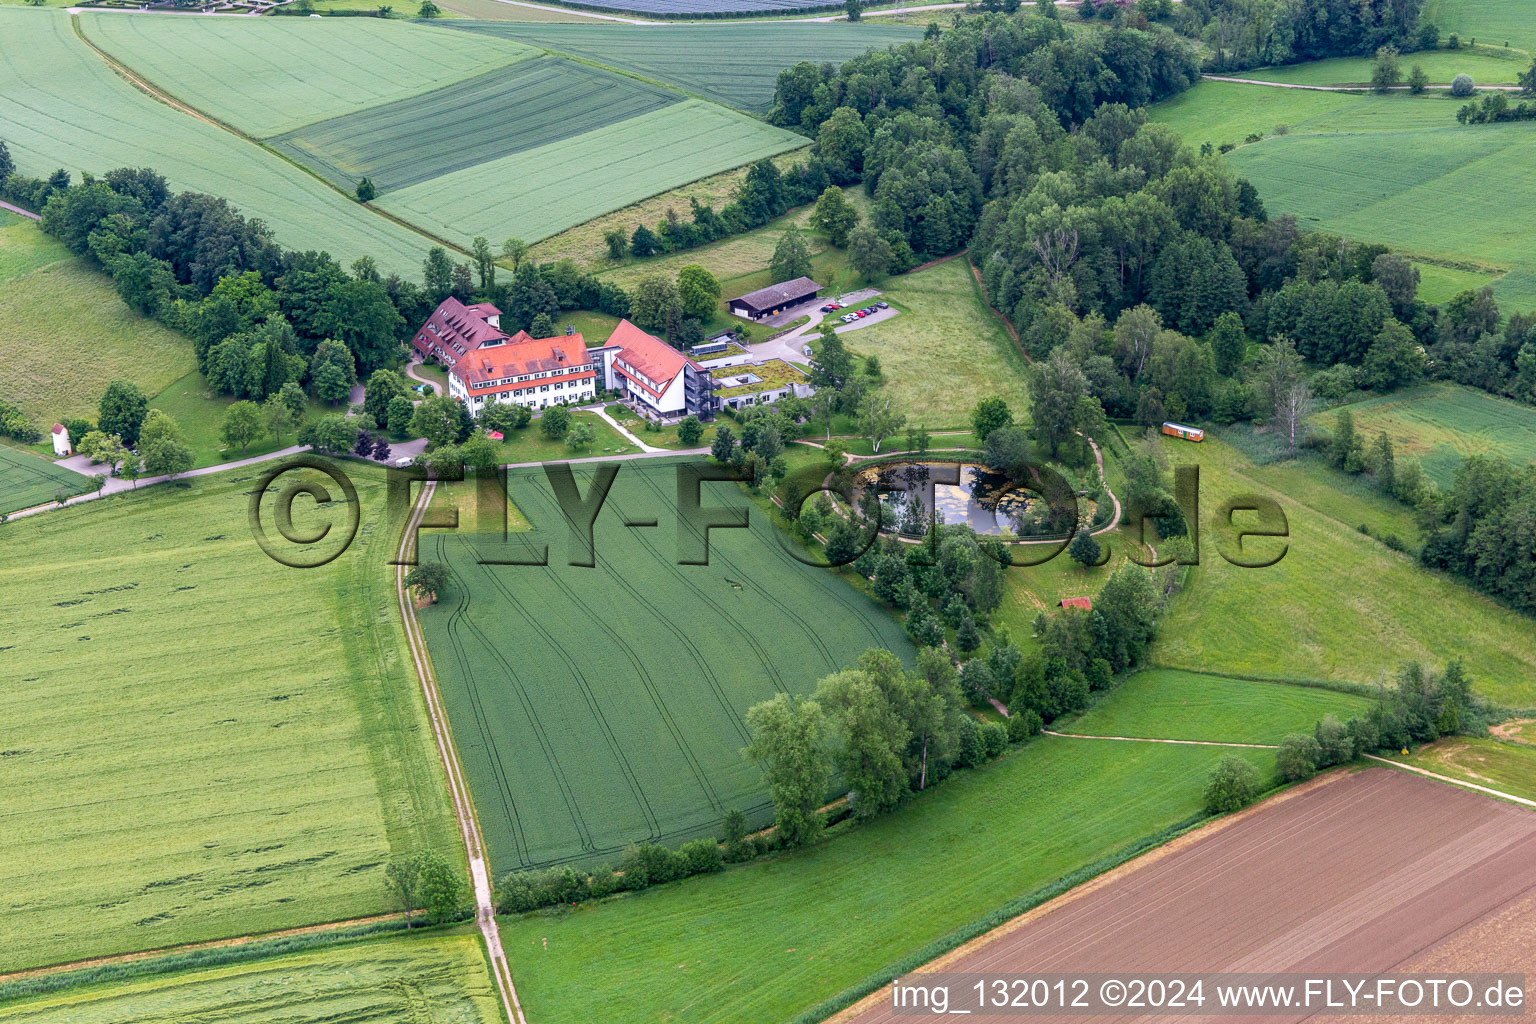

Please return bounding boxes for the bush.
[981,720,1009,759]
[957,715,988,768]
[1314,715,1355,767]
[679,837,724,876]
[1275,733,1322,782]
[1203,755,1259,814]
[1007,708,1043,743]
[1451,73,1475,96]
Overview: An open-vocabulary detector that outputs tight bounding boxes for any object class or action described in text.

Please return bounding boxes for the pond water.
[861,462,1090,537]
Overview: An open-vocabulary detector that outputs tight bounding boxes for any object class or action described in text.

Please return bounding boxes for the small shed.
[1161,422,1205,442]
[728,277,822,320]
[1058,596,1092,611]
[51,423,72,457]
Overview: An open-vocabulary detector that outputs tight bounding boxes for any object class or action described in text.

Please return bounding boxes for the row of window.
[470,364,592,390]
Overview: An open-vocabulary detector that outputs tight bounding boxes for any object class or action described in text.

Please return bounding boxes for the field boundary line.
[69,14,471,258]
[395,480,529,1024]
[1202,74,1527,92]
[1042,729,1279,749]
[1364,754,1536,809]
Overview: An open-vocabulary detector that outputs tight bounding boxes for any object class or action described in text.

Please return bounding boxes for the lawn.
[1,930,501,1023]
[840,258,1030,429]
[415,457,915,872]
[1315,382,1536,488]
[603,402,718,449]
[440,21,924,112]
[0,9,433,273]
[375,100,806,246]
[1152,80,1536,311]
[1227,47,1529,86]
[146,370,336,469]
[269,57,680,194]
[0,218,195,425]
[0,444,91,515]
[498,734,1273,1024]
[78,13,537,138]
[0,463,458,973]
[494,410,639,461]
[1062,669,1373,745]
[1148,437,1536,707]
[1392,736,1536,801]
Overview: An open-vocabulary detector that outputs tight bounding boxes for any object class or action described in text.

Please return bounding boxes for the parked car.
[819,304,834,313]
[875,301,889,309]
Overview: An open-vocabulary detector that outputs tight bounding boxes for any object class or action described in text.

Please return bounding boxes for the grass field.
[0,445,90,515]
[146,370,337,469]
[1316,382,1536,488]
[1424,0,1536,55]
[0,217,196,425]
[441,21,924,112]
[498,732,1273,1023]
[269,57,680,194]
[1063,669,1373,744]
[416,457,914,871]
[1149,437,1536,707]
[1392,736,1536,801]
[1228,47,1528,85]
[0,464,458,972]
[1152,80,1536,311]
[0,9,433,273]
[376,100,805,245]
[1,930,501,1023]
[437,0,615,19]
[77,14,537,137]
[840,258,1029,428]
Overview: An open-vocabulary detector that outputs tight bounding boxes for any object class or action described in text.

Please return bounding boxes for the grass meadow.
[376,100,805,246]
[0,445,90,515]
[77,14,537,137]
[1062,669,1373,744]
[1153,80,1536,311]
[441,21,925,112]
[0,217,195,425]
[1148,437,1536,707]
[1394,737,1536,800]
[1316,382,1536,488]
[145,370,337,469]
[0,9,432,273]
[415,458,914,872]
[436,0,611,19]
[0,464,457,972]
[1227,46,1529,85]
[1423,0,1536,55]
[1,930,501,1023]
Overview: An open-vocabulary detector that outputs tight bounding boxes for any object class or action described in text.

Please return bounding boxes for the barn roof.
[1058,596,1093,611]
[730,276,821,311]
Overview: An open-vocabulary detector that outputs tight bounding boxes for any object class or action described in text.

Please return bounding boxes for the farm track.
[1204,73,1527,91]
[395,481,529,1024]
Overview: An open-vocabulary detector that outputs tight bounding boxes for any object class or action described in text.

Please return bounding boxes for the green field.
[1153,80,1536,311]
[840,258,1029,428]
[1063,670,1373,744]
[1228,47,1528,85]
[500,732,1273,1024]
[0,444,89,515]
[0,217,196,425]
[145,370,338,469]
[77,14,537,137]
[1394,736,1536,800]
[270,57,680,193]
[0,464,457,972]
[0,9,432,273]
[1316,382,1536,488]
[1149,437,1536,707]
[376,100,805,245]
[416,457,914,871]
[2,930,501,1023]
[1423,0,1536,55]
[441,21,924,112]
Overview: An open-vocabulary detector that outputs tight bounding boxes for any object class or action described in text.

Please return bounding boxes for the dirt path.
[1043,729,1279,749]
[0,199,41,221]
[1364,753,1536,809]
[394,481,529,1024]
[1203,73,1526,92]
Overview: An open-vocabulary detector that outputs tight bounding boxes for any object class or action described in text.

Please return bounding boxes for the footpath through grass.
[0,463,457,973]
[1391,736,1536,802]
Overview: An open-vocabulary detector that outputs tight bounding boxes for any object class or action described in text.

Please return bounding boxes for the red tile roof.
[51,423,66,435]
[607,319,698,389]
[412,297,509,365]
[452,334,590,386]
[1058,597,1093,611]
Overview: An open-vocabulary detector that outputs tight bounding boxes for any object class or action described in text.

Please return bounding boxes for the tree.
[677,264,722,320]
[384,857,424,928]
[814,669,909,818]
[531,406,567,441]
[279,381,308,423]
[416,852,464,924]
[299,413,359,455]
[1451,73,1476,97]
[418,0,440,15]
[1363,319,1424,390]
[220,400,264,456]
[422,247,455,301]
[1371,431,1396,493]
[530,313,554,338]
[809,326,854,393]
[710,425,736,463]
[1371,46,1402,92]
[355,177,377,202]
[603,227,629,261]
[1203,755,1258,813]
[1522,56,1536,95]
[263,391,297,445]
[139,410,193,478]
[1370,253,1420,316]
[1029,348,1090,459]
[970,397,1013,443]
[363,369,407,425]
[1408,64,1429,94]
[1068,530,1101,568]
[406,561,450,603]
[810,187,860,248]
[1252,338,1308,452]
[411,394,463,449]
[858,390,905,454]
[500,236,529,272]
[1208,312,1248,376]
[310,340,358,405]
[846,224,893,281]
[677,415,703,445]
[1276,733,1322,781]
[118,448,142,488]
[98,380,149,446]
[844,0,861,19]
[630,274,683,334]
[630,224,660,258]
[566,420,596,452]
[1331,408,1363,471]
[459,430,499,473]
[769,225,813,283]
[742,693,831,847]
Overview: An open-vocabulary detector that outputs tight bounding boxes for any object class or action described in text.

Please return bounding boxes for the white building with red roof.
[594,320,716,421]
[410,297,530,369]
[447,332,597,412]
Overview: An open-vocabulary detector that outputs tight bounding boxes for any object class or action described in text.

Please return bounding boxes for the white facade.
[51,424,71,457]
[449,365,597,412]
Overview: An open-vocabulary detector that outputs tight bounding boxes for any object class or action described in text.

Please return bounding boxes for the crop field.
[415,457,914,871]
[1227,47,1528,85]
[0,464,457,973]
[1317,382,1536,488]
[0,445,89,515]
[1153,81,1536,311]
[437,0,614,19]
[0,10,433,273]
[840,259,1030,428]
[77,14,537,138]
[1149,437,1536,707]
[1396,737,1536,801]
[2,930,501,1023]
[0,217,195,425]
[1063,670,1372,745]
[840,768,1536,1023]
[376,100,805,245]
[270,57,680,194]
[442,21,924,112]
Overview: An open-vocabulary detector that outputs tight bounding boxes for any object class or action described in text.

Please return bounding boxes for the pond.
[858,462,1093,538]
